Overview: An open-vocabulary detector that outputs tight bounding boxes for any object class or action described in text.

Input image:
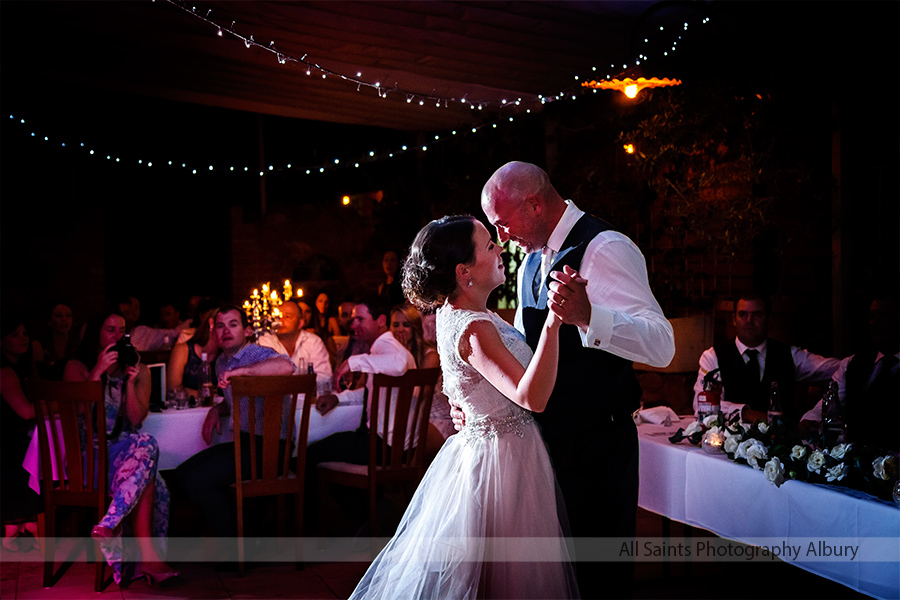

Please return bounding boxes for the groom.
[479,161,675,599]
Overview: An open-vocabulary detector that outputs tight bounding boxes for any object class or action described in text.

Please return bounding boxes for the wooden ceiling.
[2,0,696,132]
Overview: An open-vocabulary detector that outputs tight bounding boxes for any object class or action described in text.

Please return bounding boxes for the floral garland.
[669,414,899,503]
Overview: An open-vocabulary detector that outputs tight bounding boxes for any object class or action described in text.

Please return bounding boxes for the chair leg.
[42,507,55,588]
[236,492,245,577]
[368,483,377,552]
[93,539,105,592]
[36,513,46,559]
[294,491,304,570]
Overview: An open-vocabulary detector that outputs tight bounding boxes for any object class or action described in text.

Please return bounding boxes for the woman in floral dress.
[64,308,176,586]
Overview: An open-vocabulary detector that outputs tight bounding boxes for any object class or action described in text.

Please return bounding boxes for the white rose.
[702,414,719,429]
[807,450,827,473]
[873,456,896,481]
[828,443,852,460]
[826,463,849,482]
[791,445,808,461]
[684,421,704,437]
[724,435,741,454]
[764,457,785,487]
[745,439,769,470]
[757,422,768,435]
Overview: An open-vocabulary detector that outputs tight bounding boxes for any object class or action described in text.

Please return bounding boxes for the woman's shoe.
[138,562,180,587]
[90,525,115,540]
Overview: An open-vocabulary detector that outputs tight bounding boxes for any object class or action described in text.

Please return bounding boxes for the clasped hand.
[547,265,589,328]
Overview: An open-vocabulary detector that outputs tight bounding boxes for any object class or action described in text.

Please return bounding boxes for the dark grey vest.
[521,214,642,437]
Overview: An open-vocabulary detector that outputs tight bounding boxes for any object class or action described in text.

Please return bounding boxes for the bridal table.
[637,419,899,600]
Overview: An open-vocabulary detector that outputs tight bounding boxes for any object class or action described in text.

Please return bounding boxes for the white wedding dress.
[349,305,579,600]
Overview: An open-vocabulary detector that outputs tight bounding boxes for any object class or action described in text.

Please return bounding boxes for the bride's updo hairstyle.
[402,215,477,312]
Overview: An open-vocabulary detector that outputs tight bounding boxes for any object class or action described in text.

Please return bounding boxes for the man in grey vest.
[475,161,675,599]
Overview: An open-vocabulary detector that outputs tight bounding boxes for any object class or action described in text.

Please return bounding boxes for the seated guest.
[337,301,355,336]
[377,250,406,307]
[124,295,188,352]
[32,301,80,381]
[64,308,176,586]
[258,300,332,386]
[1,313,42,552]
[389,303,454,456]
[176,296,225,344]
[314,293,343,339]
[305,297,415,529]
[693,293,840,424]
[172,305,294,542]
[167,307,219,397]
[389,303,439,370]
[801,292,899,451]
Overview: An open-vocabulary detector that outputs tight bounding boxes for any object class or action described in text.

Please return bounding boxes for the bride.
[349,215,578,599]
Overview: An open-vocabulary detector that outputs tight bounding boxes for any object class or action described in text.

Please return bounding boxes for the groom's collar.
[545,200,584,255]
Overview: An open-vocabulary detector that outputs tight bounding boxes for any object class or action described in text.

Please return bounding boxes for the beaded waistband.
[460,410,534,444]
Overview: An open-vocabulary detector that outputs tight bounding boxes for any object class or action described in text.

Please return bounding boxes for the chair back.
[27,380,108,509]
[230,374,317,496]
[368,367,440,480]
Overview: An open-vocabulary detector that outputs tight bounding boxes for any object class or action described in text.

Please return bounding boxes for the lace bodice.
[436,304,534,440]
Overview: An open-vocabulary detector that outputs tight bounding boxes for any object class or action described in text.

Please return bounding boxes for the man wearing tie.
[477,161,675,599]
[694,293,840,423]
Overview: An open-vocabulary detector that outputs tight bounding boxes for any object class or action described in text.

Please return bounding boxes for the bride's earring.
[467,280,473,287]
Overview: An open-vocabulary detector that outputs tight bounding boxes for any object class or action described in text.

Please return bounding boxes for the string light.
[7,8,709,178]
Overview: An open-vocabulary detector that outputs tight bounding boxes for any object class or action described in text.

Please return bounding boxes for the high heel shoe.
[90,525,115,540]
[137,562,180,587]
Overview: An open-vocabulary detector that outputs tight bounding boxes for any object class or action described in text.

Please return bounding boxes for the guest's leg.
[174,435,255,538]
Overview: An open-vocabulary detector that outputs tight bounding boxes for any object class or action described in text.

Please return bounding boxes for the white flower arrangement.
[764,457,785,487]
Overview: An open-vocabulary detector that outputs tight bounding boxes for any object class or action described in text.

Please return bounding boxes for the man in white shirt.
[257,300,332,387]
[694,293,840,423]
[304,297,415,528]
[479,161,675,600]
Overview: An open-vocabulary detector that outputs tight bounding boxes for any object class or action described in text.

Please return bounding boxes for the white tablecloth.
[638,421,900,600]
[24,401,365,489]
[141,407,218,470]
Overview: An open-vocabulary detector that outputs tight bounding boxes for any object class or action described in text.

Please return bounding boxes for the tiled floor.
[1,509,868,599]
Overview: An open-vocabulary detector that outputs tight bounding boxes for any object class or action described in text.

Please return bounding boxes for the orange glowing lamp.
[342,195,351,205]
[624,144,635,155]
[582,77,681,98]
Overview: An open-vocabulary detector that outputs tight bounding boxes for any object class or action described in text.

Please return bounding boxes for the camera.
[110,334,140,369]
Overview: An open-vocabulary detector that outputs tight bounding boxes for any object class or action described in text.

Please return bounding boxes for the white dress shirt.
[338,331,417,447]
[693,337,842,417]
[800,351,899,423]
[515,200,675,368]
[257,329,333,385]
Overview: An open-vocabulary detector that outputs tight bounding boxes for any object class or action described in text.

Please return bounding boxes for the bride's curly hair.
[402,215,477,313]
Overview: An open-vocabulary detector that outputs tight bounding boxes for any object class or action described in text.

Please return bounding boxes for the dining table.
[636,416,900,600]
[22,398,364,489]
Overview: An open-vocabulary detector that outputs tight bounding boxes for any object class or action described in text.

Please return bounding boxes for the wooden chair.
[26,380,109,591]
[317,367,440,538]
[229,374,316,576]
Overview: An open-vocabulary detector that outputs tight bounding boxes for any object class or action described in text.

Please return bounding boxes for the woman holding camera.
[64,308,176,587]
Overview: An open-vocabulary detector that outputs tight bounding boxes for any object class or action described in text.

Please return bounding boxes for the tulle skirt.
[349,420,579,600]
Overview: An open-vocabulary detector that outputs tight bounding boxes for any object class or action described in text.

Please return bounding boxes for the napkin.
[638,406,681,425]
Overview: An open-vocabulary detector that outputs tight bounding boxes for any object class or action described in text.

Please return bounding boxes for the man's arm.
[569,234,675,367]
[791,347,842,385]
[218,355,294,388]
[347,336,410,377]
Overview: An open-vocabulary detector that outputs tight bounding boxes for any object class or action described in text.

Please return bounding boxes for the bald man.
[258,301,332,386]
[478,161,675,599]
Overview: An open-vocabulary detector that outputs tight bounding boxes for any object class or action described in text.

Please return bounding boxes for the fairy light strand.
[6,7,708,177]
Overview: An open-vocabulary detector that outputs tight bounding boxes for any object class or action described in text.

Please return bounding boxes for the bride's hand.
[548,265,589,327]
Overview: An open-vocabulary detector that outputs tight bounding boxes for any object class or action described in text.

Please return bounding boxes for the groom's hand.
[548,265,590,328]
